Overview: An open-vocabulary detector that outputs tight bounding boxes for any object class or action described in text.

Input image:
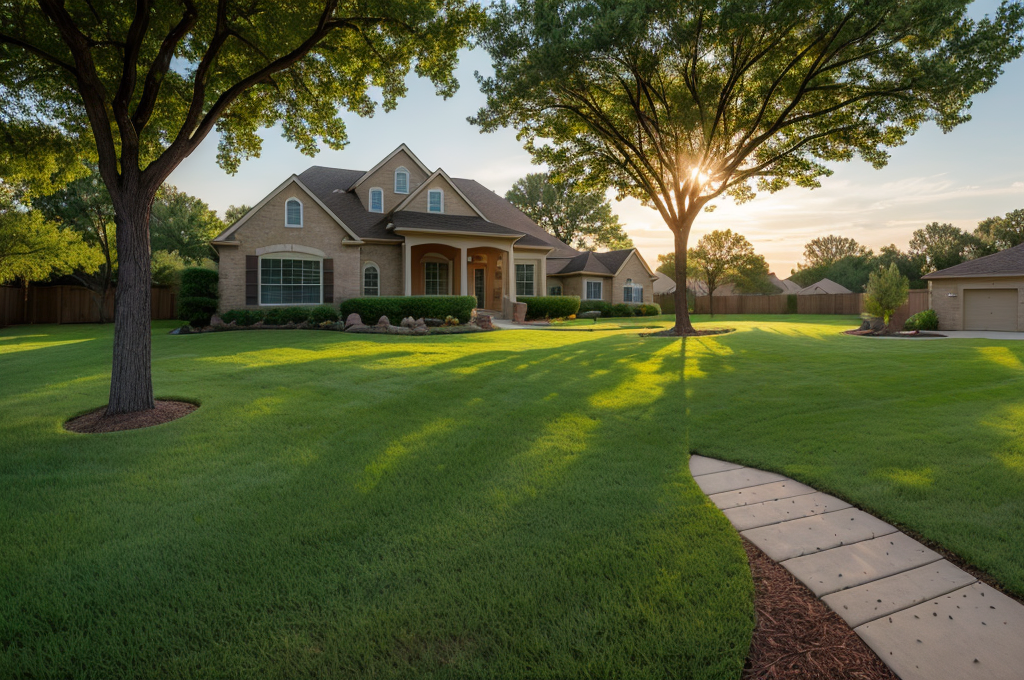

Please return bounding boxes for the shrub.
[635,303,662,316]
[904,309,939,331]
[865,263,909,325]
[264,307,312,325]
[578,300,611,316]
[179,267,218,299]
[178,267,219,327]
[309,304,339,324]
[220,309,266,326]
[340,296,476,324]
[524,296,581,320]
[608,303,635,318]
[786,294,798,314]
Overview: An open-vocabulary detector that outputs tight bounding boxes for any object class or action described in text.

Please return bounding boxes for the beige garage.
[923,243,1024,332]
[963,289,1019,331]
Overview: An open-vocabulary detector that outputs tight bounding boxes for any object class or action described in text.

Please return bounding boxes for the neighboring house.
[211,145,656,317]
[768,273,803,294]
[797,278,852,295]
[653,271,676,295]
[923,243,1024,331]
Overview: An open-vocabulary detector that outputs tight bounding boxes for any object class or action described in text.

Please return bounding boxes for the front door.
[473,268,486,308]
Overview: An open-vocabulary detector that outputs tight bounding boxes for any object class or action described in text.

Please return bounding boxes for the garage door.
[963,289,1019,331]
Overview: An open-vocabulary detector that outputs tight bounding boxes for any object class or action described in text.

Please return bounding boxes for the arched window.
[285,198,303,227]
[427,189,443,213]
[363,263,380,296]
[369,188,384,213]
[394,167,409,194]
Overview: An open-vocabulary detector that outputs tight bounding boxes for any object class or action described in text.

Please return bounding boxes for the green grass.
[549,314,675,330]
[3,315,1023,679]
[0,319,753,679]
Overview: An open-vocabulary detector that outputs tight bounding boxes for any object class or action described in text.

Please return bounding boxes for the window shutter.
[246,256,258,305]
[322,259,334,303]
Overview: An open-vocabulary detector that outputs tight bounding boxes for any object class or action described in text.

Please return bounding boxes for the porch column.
[507,247,516,302]
[460,245,468,298]
[403,241,412,296]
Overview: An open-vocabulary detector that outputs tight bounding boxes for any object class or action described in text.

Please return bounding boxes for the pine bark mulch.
[743,539,898,680]
[64,400,197,433]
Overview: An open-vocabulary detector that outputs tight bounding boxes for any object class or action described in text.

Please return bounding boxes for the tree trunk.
[106,192,156,415]
[671,223,697,335]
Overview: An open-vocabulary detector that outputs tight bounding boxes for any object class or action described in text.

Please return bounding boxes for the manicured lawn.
[0,320,753,679]
[2,315,1023,678]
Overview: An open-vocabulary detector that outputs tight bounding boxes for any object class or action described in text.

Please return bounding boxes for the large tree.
[505,172,633,250]
[975,208,1024,252]
[472,0,1024,335]
[1,0,478,413]
[909,221,984,272]
[800,235,868,269]
[688,229,767,314]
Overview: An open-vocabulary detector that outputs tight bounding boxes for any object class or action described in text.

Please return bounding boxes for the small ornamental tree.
[1,0,479,413]
[473,0,1024,336]
[865,263,909,328]
[688,230,768,315]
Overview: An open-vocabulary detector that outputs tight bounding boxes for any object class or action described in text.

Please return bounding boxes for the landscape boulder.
[376,315,390,328]
[475,314,494,330]
[424,318,444,327]
[344,313,364,330]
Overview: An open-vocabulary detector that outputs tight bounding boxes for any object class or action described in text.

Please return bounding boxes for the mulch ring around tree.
[742,539,897,680]
[642,328,735,338]
[64,400,198,434]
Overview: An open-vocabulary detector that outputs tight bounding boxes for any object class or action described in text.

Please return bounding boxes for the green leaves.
[865,262,910,325]
[505,172,633,250]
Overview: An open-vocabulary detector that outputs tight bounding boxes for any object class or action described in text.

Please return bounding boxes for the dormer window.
[285,198,302,227]
[394,167,409,194]
[369,188,383,213]
[428,189,443,213]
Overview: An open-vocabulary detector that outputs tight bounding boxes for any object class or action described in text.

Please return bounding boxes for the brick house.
[923,243,1024,331]
[211,145,656,317]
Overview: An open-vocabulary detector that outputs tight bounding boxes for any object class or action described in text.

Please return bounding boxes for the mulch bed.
[64,400,197,433]
[743,539,898,680]
[643,328,734,337]
[843,329,946,338]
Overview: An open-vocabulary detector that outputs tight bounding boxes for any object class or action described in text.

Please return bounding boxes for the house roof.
[654,271,676,295]
[797,278,852,294]
[922,243,1024,279]
[389,211,522,238]
[768,272,803,294]
[546,249,651,277]
[392,168,490,221]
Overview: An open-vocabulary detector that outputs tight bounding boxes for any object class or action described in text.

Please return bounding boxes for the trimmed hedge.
[264,307,312,325]
[178,267,219,327]
[524,296,581,320]
[609,303,635,318]
[578,300,611,316]
[309,304,339,324]
[220,309,265,326]
[341,296,476,324]
[904,309,939,331]
[635,303,662,316]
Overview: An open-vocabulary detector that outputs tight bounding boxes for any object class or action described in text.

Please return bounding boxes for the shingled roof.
[922,243,1024,279]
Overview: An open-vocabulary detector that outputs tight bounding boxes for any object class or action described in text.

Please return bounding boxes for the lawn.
[2,315,1023,679]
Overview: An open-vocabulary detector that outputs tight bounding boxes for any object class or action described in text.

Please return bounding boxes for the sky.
[167,1,1024,278]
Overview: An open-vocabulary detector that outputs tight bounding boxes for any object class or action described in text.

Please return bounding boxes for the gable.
[353,149,432,215]
[394,171,485,218]
[213,177,360,245]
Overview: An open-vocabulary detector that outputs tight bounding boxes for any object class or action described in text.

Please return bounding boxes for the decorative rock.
[424,318,444,327]
[475,314,493,330]
[386,325,414,335]
[512,301,527,323]
[344,313,363,330]
[376,315,390,328]
[209,313,225,326]
[401,316,417,329]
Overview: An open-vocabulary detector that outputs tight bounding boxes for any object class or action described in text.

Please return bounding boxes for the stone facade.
[611,253,656,305]
[928,277,1024,331]
[359,244,404,297]
[214,182,360,310]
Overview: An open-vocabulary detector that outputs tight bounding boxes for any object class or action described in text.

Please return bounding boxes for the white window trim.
[362,261,380,296]
[285,197,303,228]
[422,254,453,295]
[427,188,444,214]
[585,279,604,301]
[368,187,384,213]
[394,167,410,195]
[516,262,536,297]
[258,252,323,306]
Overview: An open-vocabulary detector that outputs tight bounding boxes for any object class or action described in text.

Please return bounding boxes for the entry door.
[963,289,1018,331]
[473,268,486,308]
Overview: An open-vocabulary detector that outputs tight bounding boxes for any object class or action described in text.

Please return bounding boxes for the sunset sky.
[167,1,1024,278]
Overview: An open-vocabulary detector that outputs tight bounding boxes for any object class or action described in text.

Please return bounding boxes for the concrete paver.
[742,507,898,562]
[856,582,1024,680]
[822,560,977,627]
[688,454,744,477]
[723,491,851,531]
[707,479,817,510]
[784,532,941,597]
[690,467,787,495]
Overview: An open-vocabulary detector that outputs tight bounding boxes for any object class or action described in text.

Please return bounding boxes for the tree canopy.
[975,208,1024,252]
[151,185,224,264]
[472,0,1024,333]
[909,222,984,272]
[1,0,479,413]
[505,173,633,251]
[800,236,869,268]
[0,190,100,286]
[688,230,771,308]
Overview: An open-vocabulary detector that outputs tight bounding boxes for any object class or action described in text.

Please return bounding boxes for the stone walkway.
[690,455,1024,680]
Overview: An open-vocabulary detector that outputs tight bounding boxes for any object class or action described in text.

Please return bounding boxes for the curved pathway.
[689,454,1024,680]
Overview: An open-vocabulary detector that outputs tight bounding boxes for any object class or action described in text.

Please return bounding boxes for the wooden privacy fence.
[683,289,930,327]
[0,285,178,326]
